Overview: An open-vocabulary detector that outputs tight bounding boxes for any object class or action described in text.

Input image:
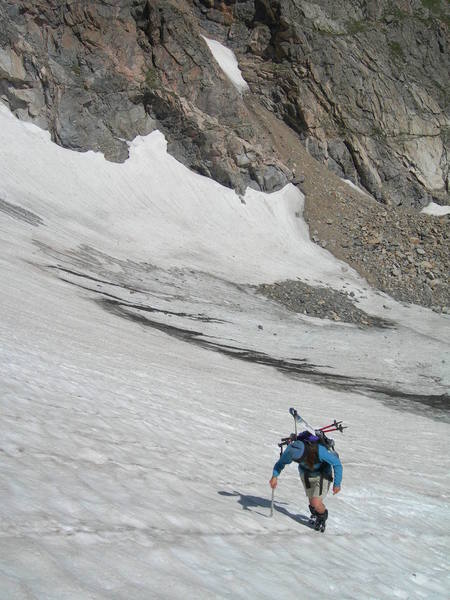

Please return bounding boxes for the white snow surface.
[202,36,249,92]
[421,202,450,216]
[0,104,449,600]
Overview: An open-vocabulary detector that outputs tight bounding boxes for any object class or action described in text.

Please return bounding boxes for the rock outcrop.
[136,0,290,192]
[0,1,154,161]
[1,0,448,203]
[0,0,291,193]
[195,0,449,208]
[239,92,449,314]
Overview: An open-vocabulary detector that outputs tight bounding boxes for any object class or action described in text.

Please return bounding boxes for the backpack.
[277,407,346,459]
[277,410,346,493]
[278,429,337,459]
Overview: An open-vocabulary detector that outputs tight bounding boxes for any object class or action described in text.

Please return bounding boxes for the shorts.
[300,473,331,500]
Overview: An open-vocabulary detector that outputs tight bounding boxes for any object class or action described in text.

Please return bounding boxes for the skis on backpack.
[289,407,347,435]
[278,408,347,455]
[289,407,315,434]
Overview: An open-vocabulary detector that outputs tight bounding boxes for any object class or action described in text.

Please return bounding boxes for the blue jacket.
[273,440,343,487]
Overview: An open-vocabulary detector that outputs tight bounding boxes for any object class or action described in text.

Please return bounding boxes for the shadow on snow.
[218,490,314,529]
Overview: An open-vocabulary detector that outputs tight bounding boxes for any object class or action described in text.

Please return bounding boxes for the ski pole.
[319,420,343,431]
[270,486,275,517]
[320,424,347,433]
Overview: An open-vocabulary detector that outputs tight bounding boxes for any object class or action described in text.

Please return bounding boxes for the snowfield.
[0,103,449,599]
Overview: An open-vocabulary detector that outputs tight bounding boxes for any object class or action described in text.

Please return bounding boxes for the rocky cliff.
[1,0,448,203]
[0,0,448,309]
[196,0,449,208]
[0,0,291,193]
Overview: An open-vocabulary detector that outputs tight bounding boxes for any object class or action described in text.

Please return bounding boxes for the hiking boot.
[308,505,317,523]
[314,509,328,532]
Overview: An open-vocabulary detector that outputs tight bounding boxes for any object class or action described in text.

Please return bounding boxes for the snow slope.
[0,104,449,599]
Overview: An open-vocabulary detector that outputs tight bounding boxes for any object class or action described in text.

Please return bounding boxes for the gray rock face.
[209,0,449,208]
[0,0,290,193]
[137,0,290,192]
[0,0,448,206]
[0,0,155,161]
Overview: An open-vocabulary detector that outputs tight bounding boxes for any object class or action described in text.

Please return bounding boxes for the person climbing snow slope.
[269,436,343,532]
